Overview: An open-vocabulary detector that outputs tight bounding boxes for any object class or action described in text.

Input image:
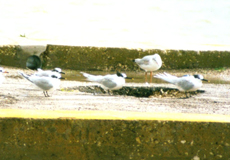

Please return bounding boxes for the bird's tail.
[154,72,178,84]
[18,71,33,83]
[80,72,103,82]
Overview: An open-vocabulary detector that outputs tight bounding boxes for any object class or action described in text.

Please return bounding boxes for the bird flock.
[1,53,208,98]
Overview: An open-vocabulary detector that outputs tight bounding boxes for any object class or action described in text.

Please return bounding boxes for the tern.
[0,67,8,85]
[81,71,132,94]
[34,68,65,77]
[133,53,162,83]
[154,72,208,97]
[18,71,63,97]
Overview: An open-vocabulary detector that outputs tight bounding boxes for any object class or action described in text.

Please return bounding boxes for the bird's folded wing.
[134,58,149,65]
[101,78,117,89]
[177,78,195,91]
[139,57,150,65]
[31,77,53,90]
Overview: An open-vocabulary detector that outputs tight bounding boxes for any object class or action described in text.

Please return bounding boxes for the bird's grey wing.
[32,77,53,90]
[101,78,117,89]
[177,79,194,91]
[136,58,150,65]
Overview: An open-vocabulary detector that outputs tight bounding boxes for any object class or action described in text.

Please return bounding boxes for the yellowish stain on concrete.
[0,109,230,123]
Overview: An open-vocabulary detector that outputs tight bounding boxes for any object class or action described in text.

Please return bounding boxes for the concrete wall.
[0,110,230,160]
[43,45,230,71]
[0,45,46,68]
[0,118,229,160]
[1,45,230,70]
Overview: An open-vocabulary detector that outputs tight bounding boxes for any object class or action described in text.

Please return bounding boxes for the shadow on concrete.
[64,85,205,98]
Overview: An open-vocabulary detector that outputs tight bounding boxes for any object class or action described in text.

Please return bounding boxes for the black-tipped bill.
[60,77,65,79]
[125,77,134,80]
[60,71,65,74]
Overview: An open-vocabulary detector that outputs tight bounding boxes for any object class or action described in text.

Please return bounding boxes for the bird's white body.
[19,71,61,96]
[34,69,54,77]
[154,72,206,91]
[34,68,64,77]
[134,54,162,72]
[81,72,126,90]
[133,54,162,83]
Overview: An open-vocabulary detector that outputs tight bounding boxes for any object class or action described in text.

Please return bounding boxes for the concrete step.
[0,109,229,159]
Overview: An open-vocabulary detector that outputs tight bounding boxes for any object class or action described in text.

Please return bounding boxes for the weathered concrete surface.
[0,69,229,159]
[0,45,45,68]
[42,45,230,71]
[1,45,230,71]
[18,45,47,56]
[0,111,230,160]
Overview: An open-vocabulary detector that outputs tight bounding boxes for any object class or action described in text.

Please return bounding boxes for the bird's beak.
[60,72,65,74]
[202,79,209,82]
[60,77,65,79]
[125,77,134,80]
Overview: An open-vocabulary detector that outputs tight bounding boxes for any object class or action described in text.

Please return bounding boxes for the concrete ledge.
[1,45,230,70]
[0,109,230,159]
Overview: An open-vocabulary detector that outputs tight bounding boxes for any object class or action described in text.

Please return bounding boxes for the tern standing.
[19,71,63,97]
[133,53,162,83]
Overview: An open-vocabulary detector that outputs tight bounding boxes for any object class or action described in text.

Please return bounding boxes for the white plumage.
[34,68,65,77]
[81,72,131,91]
[154,72,208,92]
[18,71,62,97]
[133,53,162,83]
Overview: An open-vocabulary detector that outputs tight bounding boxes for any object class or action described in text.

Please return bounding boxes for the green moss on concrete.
[0,45,32,68]
[0,46,18,66]
[42,45,230,71]
[0,118,229,159]
[198,51,230,68]
[1,45,230,70]
[41,45,165,71]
